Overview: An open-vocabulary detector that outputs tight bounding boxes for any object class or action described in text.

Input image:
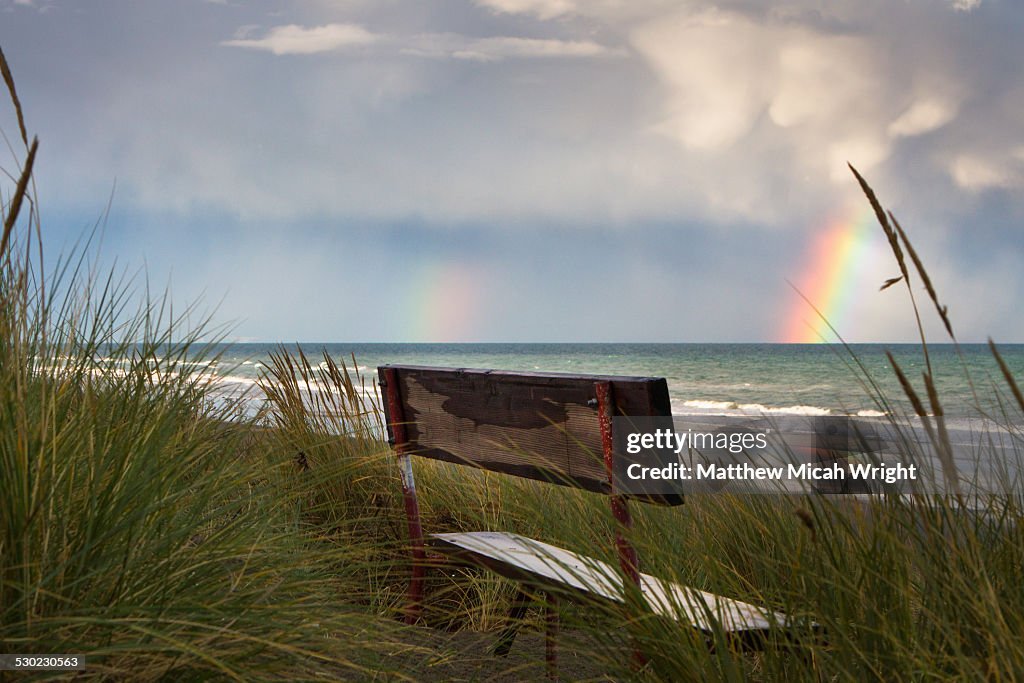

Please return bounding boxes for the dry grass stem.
[0,46,27,145]
[1,136,37,254]
[989,338,1024,413]
[889,210,955,340]
[886,351,926,417]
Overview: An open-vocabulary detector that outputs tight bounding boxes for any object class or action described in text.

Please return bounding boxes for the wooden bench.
[378,364,804,676]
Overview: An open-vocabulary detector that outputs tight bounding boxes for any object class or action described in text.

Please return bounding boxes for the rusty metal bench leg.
[381,369,426,625]
[545,592,558,680]
[597,380,648,672]
[492,588,531,657]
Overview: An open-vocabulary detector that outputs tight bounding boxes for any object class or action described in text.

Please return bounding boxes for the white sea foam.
[679,399,739,412]
[672,397,896,418]
[211,374,261,388]
[742,403,832,416]
[673,398,833,417]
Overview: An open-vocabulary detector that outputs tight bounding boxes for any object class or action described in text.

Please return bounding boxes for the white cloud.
[223,24,612,62]
[826,137,890,182]
[951,0,982,11]
[39,0,1023,238]
[627,5,1002,196]
[633,9,777,150]
[473,0,579,20]
[631,8,899,183]
[452,36,610,61]
[888,98,957,137]
[222,23,378,55]
[949,155,1021,191]
[472,0,678,22]
[769,35,882,130]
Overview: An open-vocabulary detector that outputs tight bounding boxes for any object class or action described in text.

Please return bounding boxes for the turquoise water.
[195,343,1024,420]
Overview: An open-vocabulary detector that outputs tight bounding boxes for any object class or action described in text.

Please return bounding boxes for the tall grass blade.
[1,136,37,257]
[989,338,1024,414]
[886,351,926,417]
[0,46,27,145]
[850,164,933,376]
[888,210,955,340]
[848,163,907,284]
[923,371,962,497]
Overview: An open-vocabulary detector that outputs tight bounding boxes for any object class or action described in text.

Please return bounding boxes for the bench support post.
[595,381,640,584]
[596,380,647,669]
[492,588,531,657]
[545,592,558,680]
[382,367,426,624]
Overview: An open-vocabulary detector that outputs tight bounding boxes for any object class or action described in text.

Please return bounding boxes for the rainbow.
[782,205,878,343]
[406,261,480,341]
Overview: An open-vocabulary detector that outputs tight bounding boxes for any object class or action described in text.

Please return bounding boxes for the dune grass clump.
[0,48,411,680]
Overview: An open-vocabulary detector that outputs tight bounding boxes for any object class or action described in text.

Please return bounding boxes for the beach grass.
[4,44,1024,681]
[256,347,1024,681]
[0,49,428,681]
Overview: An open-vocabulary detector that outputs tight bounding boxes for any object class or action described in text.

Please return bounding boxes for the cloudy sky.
[1,0,1021,342]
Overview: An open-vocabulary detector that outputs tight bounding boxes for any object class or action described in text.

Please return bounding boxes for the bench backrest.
[378,364,675,498]
[379,364,682,623]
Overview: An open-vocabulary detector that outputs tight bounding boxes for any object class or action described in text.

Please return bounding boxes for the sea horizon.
[166,342,1024,422]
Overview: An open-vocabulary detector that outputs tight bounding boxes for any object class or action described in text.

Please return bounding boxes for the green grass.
[256,345,1024,681]
[0,49,420,681]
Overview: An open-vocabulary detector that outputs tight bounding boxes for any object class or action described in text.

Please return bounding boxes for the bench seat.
[430,531,788,635]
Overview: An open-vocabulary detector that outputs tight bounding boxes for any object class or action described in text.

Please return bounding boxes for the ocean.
[192,343,1024,422]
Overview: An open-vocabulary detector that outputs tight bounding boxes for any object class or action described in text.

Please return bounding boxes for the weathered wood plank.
[378,365,675,499]
[430,531,789,633]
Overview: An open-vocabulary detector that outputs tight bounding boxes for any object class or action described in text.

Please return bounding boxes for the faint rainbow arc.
[407,261,480,342]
